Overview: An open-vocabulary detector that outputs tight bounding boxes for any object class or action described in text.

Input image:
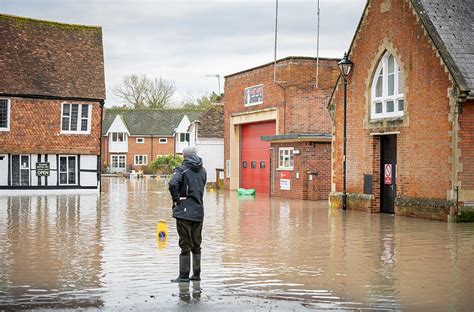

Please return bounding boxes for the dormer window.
[371,52,404,119]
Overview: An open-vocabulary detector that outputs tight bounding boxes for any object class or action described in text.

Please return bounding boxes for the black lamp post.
[338,52,353,211]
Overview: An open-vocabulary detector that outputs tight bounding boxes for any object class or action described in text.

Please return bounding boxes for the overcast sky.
[0,0,366,107]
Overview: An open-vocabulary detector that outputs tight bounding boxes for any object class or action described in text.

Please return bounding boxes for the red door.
[241,121,276,194]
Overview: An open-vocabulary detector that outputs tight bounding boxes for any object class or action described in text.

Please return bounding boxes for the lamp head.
[338,52,353,78]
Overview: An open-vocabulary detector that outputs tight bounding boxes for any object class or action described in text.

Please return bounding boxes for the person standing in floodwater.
[168,146,207,283]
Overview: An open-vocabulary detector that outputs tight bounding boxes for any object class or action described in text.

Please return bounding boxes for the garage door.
[241,121,276,194]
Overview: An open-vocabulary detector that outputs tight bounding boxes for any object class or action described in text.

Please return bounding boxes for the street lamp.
[338,52,353,211]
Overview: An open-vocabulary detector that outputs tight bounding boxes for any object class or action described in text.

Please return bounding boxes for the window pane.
[81,105,89,118]
[376,75,383,97]
[251,161,256,169]
[186,133,190,142]
[11,155,20,186]
[63,104,70,116]
[398,99,404,111]
[375,102,383,114]
[242,161,247,168]
[60,173,67,184]
[68,156,76,184]
[388,74,394,96]
[60,157,67,172]
[119,157,125,168]
[112,156,118,167]
[387,100,395,112]
[70,104,79,131]
[260,161,265,169]
[62,117,70,131]
[21,169,29,186]
[118,133,124,142]
[0,100,8,128]
[21,156,29,168]
[398,69,404,94]
[81,119,88,131]
[388,55,394,74]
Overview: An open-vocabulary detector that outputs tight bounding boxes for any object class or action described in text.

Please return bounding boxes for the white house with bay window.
[175,115,192,154]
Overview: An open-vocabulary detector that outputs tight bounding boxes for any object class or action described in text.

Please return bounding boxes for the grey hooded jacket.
[168,154,207,222]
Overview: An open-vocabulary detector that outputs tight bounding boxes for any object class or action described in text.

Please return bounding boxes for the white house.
[188,104,224,183]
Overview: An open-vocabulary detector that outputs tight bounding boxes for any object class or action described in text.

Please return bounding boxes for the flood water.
[0,177,473,311]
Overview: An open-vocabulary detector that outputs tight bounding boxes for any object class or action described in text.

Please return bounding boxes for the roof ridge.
[0,13,102,29]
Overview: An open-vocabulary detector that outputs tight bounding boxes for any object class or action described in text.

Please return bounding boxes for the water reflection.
[0,194,103,309]
[0,177,472,310]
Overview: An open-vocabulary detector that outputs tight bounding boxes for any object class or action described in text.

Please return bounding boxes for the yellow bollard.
[156,219,168,249]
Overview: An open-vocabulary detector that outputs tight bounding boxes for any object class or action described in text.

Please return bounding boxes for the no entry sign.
[384,164,392,185]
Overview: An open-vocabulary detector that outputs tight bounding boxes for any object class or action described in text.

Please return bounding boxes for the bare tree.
[146,77,176,109]
[113,74,175,109]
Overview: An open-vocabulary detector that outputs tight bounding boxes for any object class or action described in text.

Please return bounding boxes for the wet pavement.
[0,177,473,311]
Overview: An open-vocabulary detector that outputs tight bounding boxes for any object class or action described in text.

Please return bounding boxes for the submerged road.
[0,177,473,310]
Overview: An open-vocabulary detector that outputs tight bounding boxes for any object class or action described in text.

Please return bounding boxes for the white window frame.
[111,132,126,142]
[60,103,92,134]
[159,138,168,144]
[278,147,294,170]
[10,154,30,186]
[371,52,404,120]
[0,98,11,132]
[244,84,264,107]
[179,133,190,143]
[111,154,126,170]
[134,155,148,165]
[136,138,145,144]
[59,155,78,185]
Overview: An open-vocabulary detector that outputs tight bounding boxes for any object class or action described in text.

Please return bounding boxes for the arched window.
[371,52,404,119]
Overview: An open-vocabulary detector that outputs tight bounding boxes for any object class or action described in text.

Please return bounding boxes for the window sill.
[61,131,91,135]
[369,116,404,123]
[276,168,294,171]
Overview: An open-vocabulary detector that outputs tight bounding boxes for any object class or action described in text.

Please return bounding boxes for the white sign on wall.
[280,179,291,190]
[226,160,230,178]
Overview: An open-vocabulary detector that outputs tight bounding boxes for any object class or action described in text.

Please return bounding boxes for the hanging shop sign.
[36,162,50,177]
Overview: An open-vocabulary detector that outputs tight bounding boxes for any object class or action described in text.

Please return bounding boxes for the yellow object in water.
[156,219,168,249]
[209,188,214,192]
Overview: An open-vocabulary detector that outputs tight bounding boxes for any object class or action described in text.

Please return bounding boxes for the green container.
[237,188,256,196]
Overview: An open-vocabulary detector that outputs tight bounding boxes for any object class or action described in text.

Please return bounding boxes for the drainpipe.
[99,100,105,193]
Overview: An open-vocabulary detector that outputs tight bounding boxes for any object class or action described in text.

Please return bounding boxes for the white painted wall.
[175,115,191,154]
[0,154,7,186]
[197,138,224,183]
[80,155,98,187]
[48,155,58,186]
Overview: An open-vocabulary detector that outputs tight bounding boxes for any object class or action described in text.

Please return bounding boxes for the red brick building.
[329,0,474,221]
[224,57,339,199]
[101,109,202,173]
[0,14,105,191]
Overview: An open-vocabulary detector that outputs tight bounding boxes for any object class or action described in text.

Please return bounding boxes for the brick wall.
[102,135,175,171]
[331,0,454,210]
[459,100,474,190]
[0,97,101,154]
[224,57,339,190]
[272,142,331,200]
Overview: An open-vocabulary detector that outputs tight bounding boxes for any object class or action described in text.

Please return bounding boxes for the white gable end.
[107,115,130,135]
[175,115,191,133]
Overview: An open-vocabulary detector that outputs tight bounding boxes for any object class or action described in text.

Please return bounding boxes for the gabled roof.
[193,104,224,139]
[333,0,474,102]
[412,0,474,97]
[0,14,105,100]
[102,109,203,136]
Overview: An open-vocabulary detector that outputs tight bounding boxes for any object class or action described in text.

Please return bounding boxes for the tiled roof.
[195,104,224,139]
[413,0,474,96]
[0,14,105,100]
[102,109,203,136]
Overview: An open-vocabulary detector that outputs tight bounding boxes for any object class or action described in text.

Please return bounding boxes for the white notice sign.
[280,179,291,190]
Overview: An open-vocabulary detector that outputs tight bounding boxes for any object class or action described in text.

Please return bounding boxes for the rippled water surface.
[0,177,473,310]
